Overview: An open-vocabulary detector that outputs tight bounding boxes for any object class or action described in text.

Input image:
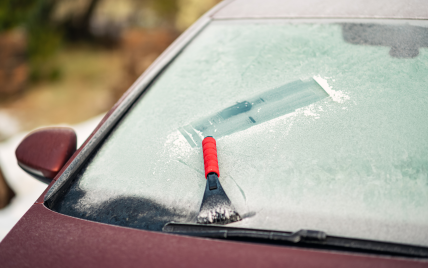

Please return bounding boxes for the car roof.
[213,0,428,20]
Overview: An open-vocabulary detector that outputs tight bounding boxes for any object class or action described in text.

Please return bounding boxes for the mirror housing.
[15,127,77,184]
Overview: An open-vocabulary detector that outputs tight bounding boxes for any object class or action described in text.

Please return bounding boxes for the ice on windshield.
[179,78,329,147]
[55,20,428,247]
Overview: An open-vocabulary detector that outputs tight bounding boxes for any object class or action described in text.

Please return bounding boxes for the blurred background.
[0,0,221,241]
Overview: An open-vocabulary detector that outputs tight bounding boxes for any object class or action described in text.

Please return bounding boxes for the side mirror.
[15,127,77,184]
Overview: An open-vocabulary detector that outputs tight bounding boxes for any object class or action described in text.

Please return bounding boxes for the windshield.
[53,19,428,247]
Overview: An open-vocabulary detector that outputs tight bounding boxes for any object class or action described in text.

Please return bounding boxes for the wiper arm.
[163,222,325,243]
[163,223,428,258]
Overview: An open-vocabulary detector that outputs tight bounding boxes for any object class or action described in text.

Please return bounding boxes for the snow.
[313,75,350,103]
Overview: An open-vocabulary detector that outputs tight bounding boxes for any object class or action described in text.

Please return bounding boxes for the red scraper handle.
[202,137,219,178]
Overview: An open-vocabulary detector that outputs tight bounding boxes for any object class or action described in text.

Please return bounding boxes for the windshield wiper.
[163,223,428,258]
[163,222,325,243]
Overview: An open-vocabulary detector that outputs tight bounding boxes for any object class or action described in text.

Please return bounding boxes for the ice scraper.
[197,136,241,224]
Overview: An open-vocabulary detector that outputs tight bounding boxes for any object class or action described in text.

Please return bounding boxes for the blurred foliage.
[0,0,36,31]
[0,0,62,82]
[130,0,179,29]
[26,0,62,82]
[149,0,178,18]
[0,0,220,84]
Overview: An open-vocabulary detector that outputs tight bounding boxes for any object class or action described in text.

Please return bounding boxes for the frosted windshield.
[55,20,428,246]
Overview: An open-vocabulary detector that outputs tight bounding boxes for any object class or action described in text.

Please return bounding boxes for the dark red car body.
[1,0,427,266]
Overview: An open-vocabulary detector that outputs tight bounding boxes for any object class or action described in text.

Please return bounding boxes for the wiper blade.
[163,222,325,243]
[163,223,428,258]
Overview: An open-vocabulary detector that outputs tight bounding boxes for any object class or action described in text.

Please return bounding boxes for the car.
[1,0,428,266]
